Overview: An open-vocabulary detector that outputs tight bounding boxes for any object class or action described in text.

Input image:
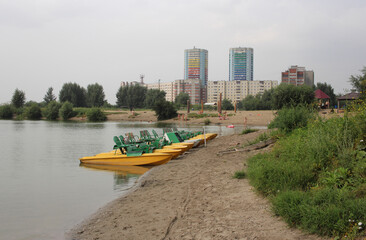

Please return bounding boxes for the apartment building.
[207,80,278,103]
[281,65,314,87]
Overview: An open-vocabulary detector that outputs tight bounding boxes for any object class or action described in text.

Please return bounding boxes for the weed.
[233,170,246,179]
[241,128,258,135]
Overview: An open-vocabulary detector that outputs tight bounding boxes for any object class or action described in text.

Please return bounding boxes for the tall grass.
[247,113,366,237]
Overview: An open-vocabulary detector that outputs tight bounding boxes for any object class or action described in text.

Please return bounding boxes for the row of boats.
[79,128,217,166]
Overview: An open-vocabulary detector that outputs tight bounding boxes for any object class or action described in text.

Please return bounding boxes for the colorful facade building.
[281,65,314,87]
[184,47,208,102]
[184,47,208,86]
[229,47,254,81]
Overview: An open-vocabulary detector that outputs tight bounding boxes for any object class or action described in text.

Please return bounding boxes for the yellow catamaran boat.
[79,152,172,166]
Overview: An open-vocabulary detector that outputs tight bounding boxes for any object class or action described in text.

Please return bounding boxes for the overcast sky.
[0,0,365,104]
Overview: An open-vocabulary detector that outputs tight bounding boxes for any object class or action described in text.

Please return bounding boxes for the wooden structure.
[336,91,360,113]
[314,89,330,109]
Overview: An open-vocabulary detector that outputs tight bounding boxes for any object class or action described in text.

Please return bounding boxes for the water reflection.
[79,164,151,191]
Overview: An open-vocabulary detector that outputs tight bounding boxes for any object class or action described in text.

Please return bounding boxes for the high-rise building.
[184,47,208,102]
[229,47,254,81]
[184,47,208,86]
[281,65,314,87]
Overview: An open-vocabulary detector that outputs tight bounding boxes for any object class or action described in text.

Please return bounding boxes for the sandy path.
[67,131,325,240]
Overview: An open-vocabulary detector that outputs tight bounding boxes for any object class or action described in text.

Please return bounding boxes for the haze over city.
[0,0,365,104]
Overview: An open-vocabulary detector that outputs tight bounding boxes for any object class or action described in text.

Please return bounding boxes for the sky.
[0,0,365,104]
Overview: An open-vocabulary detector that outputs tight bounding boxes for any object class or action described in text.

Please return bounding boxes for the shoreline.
[66,131,325,240]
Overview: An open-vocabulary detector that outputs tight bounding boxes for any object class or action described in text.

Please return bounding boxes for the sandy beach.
[66,130,326,240]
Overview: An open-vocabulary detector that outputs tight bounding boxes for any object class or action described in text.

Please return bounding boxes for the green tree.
[44,87,56,104]
[175,92,190,106]
[59,82,87,107]
[315,82,336,107]
[0,104,13,119]
[152,99,178,120]
[222,99,234,110]
[349,66,366,99]
[116,84,147,110]
[272,84,314,109]
[24,103,42,120]
[86,108,107,122]
[11,88,26,108]
[86,83,105,107]
[44,101,61,120]
[59,101,74,120]
[145,89,166,108]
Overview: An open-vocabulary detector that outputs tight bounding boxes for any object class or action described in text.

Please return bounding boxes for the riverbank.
[66,131,325,240]
[98,109,276,126]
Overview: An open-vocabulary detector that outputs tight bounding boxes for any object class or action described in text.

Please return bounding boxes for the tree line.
[1,66,365,120]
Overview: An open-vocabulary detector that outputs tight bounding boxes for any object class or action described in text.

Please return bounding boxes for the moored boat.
[80,152,172,166]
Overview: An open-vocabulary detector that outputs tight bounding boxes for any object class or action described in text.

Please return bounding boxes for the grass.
[246,110,366,238]
[241,128,258,135]
[233,170,246,179]
[188,113,218,119]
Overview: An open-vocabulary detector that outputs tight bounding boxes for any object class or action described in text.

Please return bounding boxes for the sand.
[66,130,326,240]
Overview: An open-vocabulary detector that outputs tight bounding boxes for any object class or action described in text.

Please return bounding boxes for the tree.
[152,99,178,120]
[221,99,234,110]
[175,92,190,106]
[145,89,166,108]
[349,66,366,99]
[44,87,56,104]
[59,82,87,107]
[315,82,336,107]
[59,101,74,120]
[44,101,61,120]
[116,84,147,110]
[86,83,105,107]
[272,84,314,109]
[24,103,42,120]
[0,104,13,119]
[11,88,26,108]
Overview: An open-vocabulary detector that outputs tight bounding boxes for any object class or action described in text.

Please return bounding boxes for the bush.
[59,101,74,120]
[268,105,315,133]
[44,101,61,120]
[204,118,211,125]
[86,108,107,122]
[152,100,178,121]
[24,103,42,120]
[0,104,13,119]
[247,113,366,237]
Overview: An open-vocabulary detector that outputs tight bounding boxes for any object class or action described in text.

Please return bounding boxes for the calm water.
[0,120,258,240]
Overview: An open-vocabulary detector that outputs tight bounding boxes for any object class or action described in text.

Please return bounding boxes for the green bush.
[268,105,315,133]
[247,114,366,237]
[44,101,61,120]
[86,108,107,122]
[59,101,74,120]
[152,100,178,121]
[24,103,42,120]
[204,118,211,125]
[0,104,13,119]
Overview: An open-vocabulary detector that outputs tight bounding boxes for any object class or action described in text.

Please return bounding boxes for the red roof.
[314,89,330,99]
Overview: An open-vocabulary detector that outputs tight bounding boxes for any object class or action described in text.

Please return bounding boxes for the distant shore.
[72,109,277,126]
